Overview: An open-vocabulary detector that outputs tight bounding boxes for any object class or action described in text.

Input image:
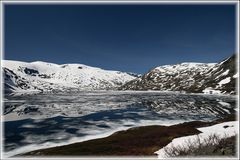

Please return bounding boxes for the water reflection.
[3,91,236,156]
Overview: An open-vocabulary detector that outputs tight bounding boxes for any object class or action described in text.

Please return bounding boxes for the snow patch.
[203,88,222,94]
[233,72,238,78]
[221,69,229,76]
[155,121,238,158]
[218,77,231,86]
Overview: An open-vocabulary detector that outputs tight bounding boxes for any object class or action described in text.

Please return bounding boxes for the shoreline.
[4,118,196,158]
[5,90,237,97]
[17,114,237,157]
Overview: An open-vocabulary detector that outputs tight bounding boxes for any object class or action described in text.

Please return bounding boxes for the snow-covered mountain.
[2,60,135,93]
[2,55,237,94]
[120,55,237,94]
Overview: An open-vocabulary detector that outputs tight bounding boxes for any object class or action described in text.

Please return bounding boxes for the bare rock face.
[119,55,237,94]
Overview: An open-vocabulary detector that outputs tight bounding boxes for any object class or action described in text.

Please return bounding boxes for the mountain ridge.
[2,60,135,93]
[119,55,237,94]
[2,54,237,94]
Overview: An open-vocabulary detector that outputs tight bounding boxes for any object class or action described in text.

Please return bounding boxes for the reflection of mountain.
[2,60,135,93]
[120,55,237,94]
[4,92,236,156]
[4,92,236,121]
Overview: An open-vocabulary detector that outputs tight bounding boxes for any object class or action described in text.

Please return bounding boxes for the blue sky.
[4,4,236,74]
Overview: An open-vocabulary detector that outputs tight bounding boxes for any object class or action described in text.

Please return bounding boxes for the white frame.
[0,0,239,160]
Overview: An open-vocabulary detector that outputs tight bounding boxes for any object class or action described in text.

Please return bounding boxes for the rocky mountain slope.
[120,55,237,94]
[2,60,135,93]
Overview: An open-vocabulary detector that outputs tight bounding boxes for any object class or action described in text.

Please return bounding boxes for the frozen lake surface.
[3,91,236,157]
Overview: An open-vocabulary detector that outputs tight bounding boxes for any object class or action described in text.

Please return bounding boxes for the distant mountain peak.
[120,54,236,94]
[2,60,135,93]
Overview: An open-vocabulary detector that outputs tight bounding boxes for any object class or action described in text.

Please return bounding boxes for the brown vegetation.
[22,124,201,156]
[20,113,236,157]
[163,134,236,157]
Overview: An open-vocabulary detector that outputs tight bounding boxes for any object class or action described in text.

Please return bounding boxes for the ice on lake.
[3,91,237,157]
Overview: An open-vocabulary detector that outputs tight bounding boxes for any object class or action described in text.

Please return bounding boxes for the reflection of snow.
[155,121,238,158]
[3,91,237,157]
[4,91,236,121]
[218,101,230,107]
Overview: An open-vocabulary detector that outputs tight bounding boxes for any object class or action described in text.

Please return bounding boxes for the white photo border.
[0,0,239,160]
